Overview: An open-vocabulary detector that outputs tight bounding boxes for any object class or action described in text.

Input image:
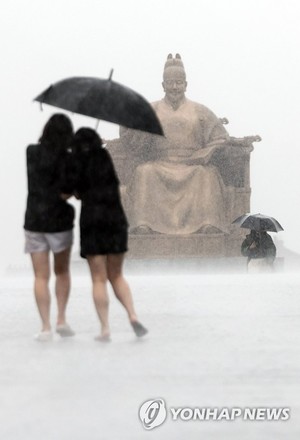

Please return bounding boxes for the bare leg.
[87,255,110,338]
[54,247,71,326]
[107,253,138,322]
[31,252,51,331]
[107,253,147,337]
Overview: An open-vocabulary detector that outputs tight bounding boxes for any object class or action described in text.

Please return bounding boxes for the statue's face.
[162,68,187,104]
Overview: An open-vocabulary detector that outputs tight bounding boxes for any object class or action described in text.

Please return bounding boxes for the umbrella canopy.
[34,75,164,136]
[232,213,284,232]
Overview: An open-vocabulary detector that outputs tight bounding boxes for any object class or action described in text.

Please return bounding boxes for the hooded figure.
[241,230,276,272]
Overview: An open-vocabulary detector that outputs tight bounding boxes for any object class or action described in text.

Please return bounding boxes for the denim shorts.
[24,230,73,254]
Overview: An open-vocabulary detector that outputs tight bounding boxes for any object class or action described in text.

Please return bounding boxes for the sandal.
[131,321,148,337]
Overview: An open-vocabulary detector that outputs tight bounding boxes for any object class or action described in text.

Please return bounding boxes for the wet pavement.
[0,265,299,439]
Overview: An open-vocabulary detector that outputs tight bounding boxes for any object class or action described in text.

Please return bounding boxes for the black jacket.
[24,143,74,232]
[241,231,276,262]
[74,147,128,231]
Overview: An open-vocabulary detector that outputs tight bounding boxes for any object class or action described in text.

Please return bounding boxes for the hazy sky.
[1,0,300,271]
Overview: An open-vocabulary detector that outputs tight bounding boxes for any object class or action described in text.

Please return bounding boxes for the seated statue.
[120,53,232,235]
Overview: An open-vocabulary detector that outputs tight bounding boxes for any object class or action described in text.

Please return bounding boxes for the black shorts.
[80,225,128,258]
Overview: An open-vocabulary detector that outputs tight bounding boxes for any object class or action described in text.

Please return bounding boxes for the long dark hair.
[39,113,73,152]
[72,127,103,155]
[71,128,109,192]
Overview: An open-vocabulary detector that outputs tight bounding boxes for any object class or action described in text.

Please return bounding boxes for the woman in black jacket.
[72,128,147,341]
[24,114,75,341]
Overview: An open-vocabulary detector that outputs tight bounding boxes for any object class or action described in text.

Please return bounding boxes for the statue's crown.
[164,53,184,68]
[163,53,186,78]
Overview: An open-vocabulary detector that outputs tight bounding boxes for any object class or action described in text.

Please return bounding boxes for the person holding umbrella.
[233,212,282,273]
[241,230,277,272]
[24,114,76,341]
[71,128,148,341]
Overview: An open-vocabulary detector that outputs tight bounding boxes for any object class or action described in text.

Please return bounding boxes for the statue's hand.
[184,145,224,165]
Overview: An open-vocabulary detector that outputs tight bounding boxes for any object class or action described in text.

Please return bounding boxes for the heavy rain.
[1,1,300,439]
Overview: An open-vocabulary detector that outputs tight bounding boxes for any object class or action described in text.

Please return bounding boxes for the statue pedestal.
[127,232,243,258]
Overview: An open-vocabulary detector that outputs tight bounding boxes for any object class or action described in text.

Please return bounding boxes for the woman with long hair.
[24,113,75,341]
[72,127,147,341]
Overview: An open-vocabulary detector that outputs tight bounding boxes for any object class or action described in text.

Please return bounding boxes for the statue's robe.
[126,97,230,234]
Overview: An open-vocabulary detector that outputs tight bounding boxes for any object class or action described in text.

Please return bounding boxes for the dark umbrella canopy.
[232,213,284,232]
[34,76,164,136]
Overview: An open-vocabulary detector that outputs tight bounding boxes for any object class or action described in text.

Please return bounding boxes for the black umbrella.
[34,72,164,136]
[232,213,284,232]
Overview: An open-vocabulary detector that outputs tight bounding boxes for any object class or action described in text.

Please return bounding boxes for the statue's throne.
[106,120,260,258]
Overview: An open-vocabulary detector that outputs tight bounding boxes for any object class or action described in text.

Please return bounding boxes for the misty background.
[1,0,300,273]
[1,4,300,438]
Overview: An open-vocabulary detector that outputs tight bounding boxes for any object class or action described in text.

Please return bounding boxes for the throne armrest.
[211,135,260,188]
